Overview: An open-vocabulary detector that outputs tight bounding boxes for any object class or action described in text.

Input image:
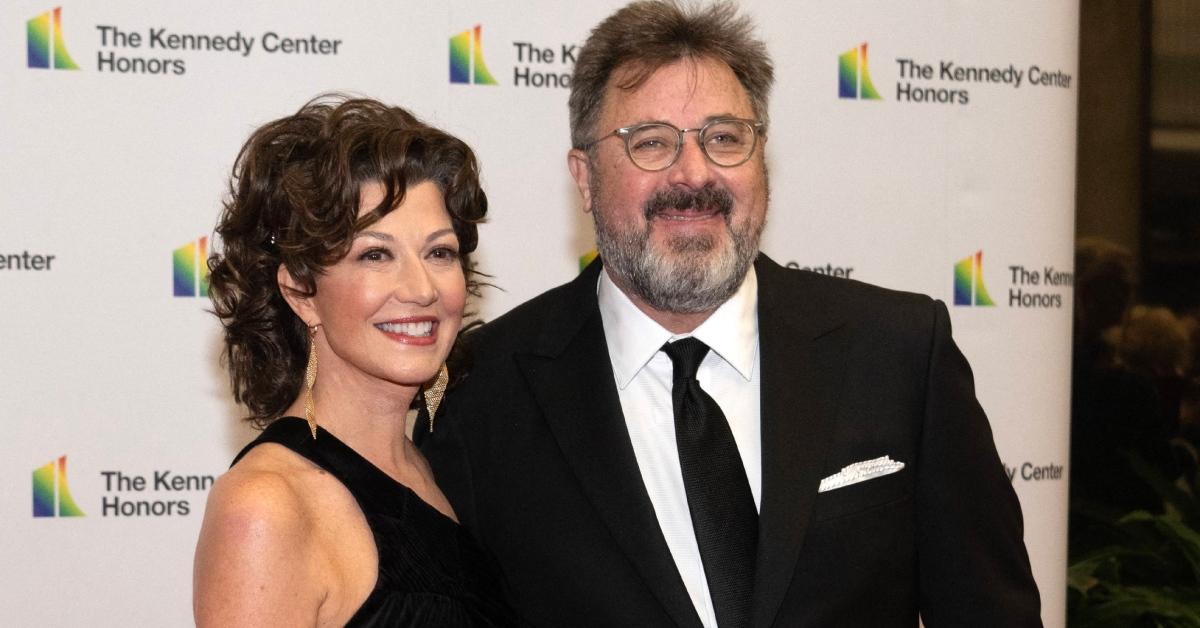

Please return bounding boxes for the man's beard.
[591,176,765,315]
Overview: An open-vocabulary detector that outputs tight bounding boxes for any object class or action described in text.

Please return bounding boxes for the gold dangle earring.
[424,364,449,433]
[304,325,319,439]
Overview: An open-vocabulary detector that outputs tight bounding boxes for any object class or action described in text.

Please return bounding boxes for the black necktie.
[662,338,757,628]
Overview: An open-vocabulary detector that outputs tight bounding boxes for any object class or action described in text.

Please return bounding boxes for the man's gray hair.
[568,0,775,150]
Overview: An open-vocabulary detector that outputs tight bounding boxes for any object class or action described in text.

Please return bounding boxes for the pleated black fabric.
[232,417,519,627]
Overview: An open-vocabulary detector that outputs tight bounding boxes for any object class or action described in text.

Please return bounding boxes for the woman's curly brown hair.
[208,94,487,428]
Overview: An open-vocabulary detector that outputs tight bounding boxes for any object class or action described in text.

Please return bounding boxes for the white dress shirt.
[597,266,762,628]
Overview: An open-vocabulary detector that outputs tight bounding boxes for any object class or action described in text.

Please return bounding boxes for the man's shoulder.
[463,269,595,359]
[759,256,938,320]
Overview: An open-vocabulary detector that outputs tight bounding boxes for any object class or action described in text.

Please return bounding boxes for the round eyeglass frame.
[583,117,765,172]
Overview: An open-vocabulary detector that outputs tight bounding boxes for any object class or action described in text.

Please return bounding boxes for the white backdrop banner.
[1,1,1076,625]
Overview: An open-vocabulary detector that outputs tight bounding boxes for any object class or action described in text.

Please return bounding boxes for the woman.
[194,95,514,626]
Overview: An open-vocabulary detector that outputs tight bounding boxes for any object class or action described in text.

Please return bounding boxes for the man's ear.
[277,264,319,327]
[567,148,594,214]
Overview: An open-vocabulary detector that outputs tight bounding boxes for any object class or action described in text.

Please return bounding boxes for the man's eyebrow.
[703,113,740,123]
[623,113,743,128]
[617,118,672,128]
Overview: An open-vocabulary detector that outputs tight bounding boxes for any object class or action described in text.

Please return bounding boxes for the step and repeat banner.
[2,1,1077,625]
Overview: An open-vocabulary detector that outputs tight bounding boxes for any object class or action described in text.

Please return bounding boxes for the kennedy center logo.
[954,250,996,307]
[33,455,85,517]
[27,7,79,70]
[173,236,210,297]
[838,42,880,100]
[450,25,498,85]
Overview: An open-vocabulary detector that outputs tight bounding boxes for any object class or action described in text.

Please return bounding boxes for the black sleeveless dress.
[232,417,519,627]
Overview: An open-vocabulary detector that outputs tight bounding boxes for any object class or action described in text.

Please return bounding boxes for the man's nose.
[665,132,713,188]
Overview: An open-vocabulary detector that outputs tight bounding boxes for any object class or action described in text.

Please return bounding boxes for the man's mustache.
[643,185,734,220]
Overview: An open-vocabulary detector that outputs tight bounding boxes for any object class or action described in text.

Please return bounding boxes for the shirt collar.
[597,264,759,389]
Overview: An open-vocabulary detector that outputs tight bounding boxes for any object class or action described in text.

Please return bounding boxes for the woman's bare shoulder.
[203,444,332,535]
[193,444,336,627]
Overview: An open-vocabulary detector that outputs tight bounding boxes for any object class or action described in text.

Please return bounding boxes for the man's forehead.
[601,56,753,123]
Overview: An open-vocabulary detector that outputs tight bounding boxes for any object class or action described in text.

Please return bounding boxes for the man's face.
[570,56,768,315]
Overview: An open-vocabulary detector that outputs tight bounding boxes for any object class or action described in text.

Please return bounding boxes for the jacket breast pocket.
[809,467,912,524]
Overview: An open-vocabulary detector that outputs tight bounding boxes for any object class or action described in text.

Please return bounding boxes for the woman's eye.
[358,247,391,262]
[429,246,461,262]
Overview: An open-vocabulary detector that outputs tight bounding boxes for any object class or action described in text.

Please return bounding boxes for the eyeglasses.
[584,118,764,172]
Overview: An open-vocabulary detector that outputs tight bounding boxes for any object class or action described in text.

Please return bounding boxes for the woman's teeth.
[376,321,434,337]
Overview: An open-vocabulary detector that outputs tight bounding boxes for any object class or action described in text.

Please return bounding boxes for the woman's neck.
[283,359,422,481]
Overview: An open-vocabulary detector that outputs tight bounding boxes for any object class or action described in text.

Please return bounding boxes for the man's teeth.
[377,321,434,336]
[660,208,716,219]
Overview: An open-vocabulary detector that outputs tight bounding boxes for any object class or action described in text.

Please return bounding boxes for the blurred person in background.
[1071,239,1179,519]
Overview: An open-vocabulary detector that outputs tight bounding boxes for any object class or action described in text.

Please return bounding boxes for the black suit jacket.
[422,256,1041,627]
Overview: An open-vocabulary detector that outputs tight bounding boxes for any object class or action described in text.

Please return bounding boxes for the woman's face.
[305,180,467,390]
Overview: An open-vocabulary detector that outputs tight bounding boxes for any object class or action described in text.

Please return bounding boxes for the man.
[422,2,1042,626]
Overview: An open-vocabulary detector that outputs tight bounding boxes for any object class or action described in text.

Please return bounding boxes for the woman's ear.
[277,264,319,326]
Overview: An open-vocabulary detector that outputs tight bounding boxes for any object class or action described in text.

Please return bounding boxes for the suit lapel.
[516,261,704,628]
[751,256,849,628]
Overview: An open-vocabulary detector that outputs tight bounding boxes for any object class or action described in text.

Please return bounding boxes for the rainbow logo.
[450,25,498,85]
[579,249,598,272]
[173,236,211,297]
[27,7,79,70]
[33,455,85,517]
[838,42,880,100]
[954,250,996,306]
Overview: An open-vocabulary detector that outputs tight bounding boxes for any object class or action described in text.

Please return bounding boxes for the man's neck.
[606,270,716,335]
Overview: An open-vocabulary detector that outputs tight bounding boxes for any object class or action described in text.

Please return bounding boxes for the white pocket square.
[818,456,905,493]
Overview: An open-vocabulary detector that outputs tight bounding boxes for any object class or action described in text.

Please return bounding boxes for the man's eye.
[707,132,743,145]
[631,138,669,152]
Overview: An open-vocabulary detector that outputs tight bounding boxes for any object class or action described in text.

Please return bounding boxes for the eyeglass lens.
[626,120,756,170]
